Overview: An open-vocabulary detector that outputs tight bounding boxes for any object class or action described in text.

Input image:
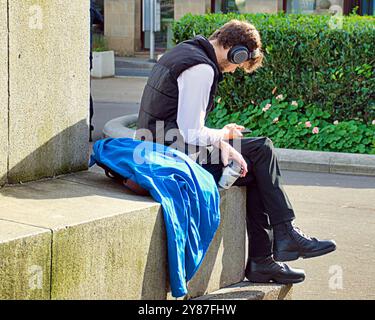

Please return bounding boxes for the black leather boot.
[273,221,337,262]
[245,255,305,284]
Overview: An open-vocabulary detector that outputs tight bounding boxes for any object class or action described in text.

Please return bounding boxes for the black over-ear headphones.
[227,45,258,64]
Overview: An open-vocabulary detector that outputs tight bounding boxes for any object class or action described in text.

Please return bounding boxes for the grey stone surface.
[277,148,331,173]
[276,148,375,176]
[0,220,51,300]
[0,1,8,186]
[0,171,247,300]
[329,152,375,176]
[194,282,293,300]
[183,187,247,300]
[0,172,157,231]
[51,202,167,300]
[0,171,165,300]
[7,1,90,184]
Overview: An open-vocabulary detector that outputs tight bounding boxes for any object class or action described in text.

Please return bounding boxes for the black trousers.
[201,137,296,258]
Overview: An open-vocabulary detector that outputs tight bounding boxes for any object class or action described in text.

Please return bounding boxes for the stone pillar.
[0,1,8,186]
[134,0,142,52]
[0,0,90,186]
[175,0,207,20]
[105,0,141,56]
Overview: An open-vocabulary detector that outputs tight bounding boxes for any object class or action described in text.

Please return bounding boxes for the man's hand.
[223,123,246,140]
[220,140,248,178]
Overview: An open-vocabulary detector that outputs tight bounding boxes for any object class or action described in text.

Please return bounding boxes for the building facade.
[100,0,373,56]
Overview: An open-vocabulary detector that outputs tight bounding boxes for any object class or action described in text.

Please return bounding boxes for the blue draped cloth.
[89,138,221,297]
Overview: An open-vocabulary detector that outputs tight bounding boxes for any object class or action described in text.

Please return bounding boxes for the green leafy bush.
[92,34,109,52]
[173,13,375,123]
[206,95,374,154]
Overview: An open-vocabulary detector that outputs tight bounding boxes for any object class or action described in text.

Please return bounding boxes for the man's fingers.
[238,158,248,177]
[241,162,248,177]
[220,143,230,167]
[220,141,248,178]
[221,153,229,167]
[226,124,244,130]
[234,129,243,137]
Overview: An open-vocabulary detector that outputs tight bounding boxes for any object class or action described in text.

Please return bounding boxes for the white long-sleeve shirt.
[176,64,225,147]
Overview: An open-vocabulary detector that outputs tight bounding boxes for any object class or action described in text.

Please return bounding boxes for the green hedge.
[173,13,375,154]
[173,13,375,122]
[206,95,375,154]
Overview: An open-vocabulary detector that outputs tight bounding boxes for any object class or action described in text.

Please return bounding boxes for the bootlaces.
[291,222,313,240]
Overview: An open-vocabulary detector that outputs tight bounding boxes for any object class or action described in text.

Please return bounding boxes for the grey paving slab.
[282,170,375,300]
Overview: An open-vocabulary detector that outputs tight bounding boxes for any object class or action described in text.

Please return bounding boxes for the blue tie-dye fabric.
[90,138,221,297]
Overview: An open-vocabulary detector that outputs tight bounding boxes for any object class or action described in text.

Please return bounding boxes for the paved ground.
[91,77,146,141]
[91,76,375,300]
[90,57,154,140]
[115,56,155,78]
[281,171,375,300]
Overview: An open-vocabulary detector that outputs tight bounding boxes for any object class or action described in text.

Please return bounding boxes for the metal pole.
[150,0,155,61]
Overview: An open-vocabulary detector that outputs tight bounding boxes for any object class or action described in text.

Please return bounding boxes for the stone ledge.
[0,220,52,300]
[194,282,293,300]
[0,170,247,300]
[277,148,375,177]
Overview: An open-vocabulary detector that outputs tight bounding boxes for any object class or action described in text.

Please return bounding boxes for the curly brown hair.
[209,19,264,73]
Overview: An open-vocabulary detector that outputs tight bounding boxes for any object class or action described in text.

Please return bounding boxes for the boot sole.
[275,244,337,262]
[248,272,305,285]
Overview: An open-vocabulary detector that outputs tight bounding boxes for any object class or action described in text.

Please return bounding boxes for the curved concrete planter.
[103,114,138,139]
[103,115,375,177]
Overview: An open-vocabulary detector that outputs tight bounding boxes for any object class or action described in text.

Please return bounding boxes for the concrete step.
[194,282,293,300]
[0,170,248,300]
